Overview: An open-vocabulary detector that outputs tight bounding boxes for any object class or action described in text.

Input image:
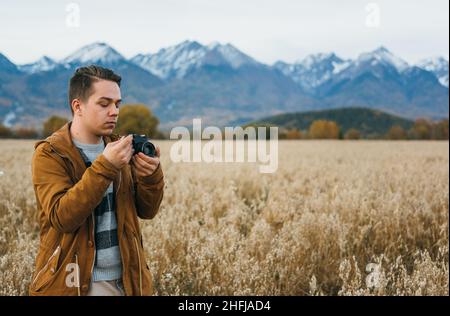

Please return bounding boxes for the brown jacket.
[29,122,164,296]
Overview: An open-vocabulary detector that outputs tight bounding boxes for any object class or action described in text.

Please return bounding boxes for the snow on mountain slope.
[273,53,350,92]
[62,42,125,65]
[18,56,59,74]
[355,46,409,73]
[131,40,259,79]
[417,57,449,88]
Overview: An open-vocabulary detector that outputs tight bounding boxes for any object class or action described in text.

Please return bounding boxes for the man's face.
[79,79,121,137]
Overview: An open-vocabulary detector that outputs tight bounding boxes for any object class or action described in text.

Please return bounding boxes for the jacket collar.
[34,121,121,184]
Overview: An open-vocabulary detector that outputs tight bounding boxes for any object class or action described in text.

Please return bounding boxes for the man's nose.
[109,106,119,116]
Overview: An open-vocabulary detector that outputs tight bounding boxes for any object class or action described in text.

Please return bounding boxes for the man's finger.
[132,156,155,176]
[114,135,133,146]
[136,154,160,172]
[134,153,152,168]
[137,152,159,165]
[120,134,133,145]
[132,156,147,173]
[115,135,133,152]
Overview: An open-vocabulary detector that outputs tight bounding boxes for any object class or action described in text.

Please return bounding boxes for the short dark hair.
[68,65,122,115]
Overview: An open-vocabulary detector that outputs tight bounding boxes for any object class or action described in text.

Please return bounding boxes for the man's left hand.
[131,146,161,178]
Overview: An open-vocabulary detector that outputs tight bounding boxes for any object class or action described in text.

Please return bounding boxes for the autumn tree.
[344,128,361,140]
[308,120,340,139]
[115,104,160,138]
[14,127,39,139]
[0,124,12,138]
[43,116,69,137]
[285,128,303,140]
[431,119,449,140]
[409,118,432,140]
[386,125,407,140]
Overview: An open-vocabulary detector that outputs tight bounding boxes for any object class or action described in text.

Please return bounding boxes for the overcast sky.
[0,0,448,65]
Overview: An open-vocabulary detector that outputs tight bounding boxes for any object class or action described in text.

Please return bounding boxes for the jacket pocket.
[31,245,62,292]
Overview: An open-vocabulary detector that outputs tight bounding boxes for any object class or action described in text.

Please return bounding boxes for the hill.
[249,107,416,137]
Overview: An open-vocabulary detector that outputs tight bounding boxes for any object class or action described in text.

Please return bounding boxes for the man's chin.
[97,128,115,137]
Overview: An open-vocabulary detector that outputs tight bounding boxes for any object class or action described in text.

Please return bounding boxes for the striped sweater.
[73,138,123,281]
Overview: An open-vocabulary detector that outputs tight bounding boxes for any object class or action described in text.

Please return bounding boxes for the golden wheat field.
[0,139,448,296]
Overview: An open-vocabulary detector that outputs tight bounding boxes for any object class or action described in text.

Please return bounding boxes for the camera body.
[132,134,156,157]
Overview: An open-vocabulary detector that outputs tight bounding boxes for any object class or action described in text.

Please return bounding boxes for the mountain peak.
[39,55,54,63]
[130,40,258,79]
[300,52,342,69]
[175,40,203,50]
[18,55,58,74]
[62,42,125,65]
[358,46,409,72]
[373,46,390,54]
[208,42,258,68]
[130,40,208,79]
[274,52,348,91]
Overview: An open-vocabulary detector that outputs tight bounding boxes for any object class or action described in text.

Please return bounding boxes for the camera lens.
[142,142,156,157]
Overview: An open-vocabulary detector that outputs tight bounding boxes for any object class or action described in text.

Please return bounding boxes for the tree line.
[1,105,448,141]
[0,104,164,140]
[277,118,449,140]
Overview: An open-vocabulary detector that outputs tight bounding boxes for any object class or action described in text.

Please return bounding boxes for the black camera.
[132,134,156,157]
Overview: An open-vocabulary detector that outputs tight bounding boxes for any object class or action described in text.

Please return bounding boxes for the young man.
[30,65,164,296]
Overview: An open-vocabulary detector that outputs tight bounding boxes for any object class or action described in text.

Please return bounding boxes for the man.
[30,65,164,296]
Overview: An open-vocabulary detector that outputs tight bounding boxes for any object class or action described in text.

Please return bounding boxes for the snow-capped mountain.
[130,40,259,79]
[355,46,409,73]
[1,41,448,129]
[274,46,448,120]
[131,40,206,79]
[12,43,129,75]
[328,46,410,84]
[207,41,259,69]
[417,57,449,88]
[273,47,413,93]
[273,53,351,92]
[18,56,59,74]
[62,42,126,65]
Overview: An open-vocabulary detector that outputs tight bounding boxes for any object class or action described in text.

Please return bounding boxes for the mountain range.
[0,41,448,130]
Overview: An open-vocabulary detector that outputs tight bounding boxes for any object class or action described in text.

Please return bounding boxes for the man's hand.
[103,135,134,169]
[131,146,161,178]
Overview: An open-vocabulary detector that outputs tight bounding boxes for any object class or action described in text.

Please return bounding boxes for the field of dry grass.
[0,139,448,295]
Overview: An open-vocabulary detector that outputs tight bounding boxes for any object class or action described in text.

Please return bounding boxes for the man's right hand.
[103,135,134,169]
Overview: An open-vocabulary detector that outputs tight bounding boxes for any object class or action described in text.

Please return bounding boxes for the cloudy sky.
[0,0,448,65]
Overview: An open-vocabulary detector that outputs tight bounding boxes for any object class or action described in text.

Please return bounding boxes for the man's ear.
[71,99,82,116]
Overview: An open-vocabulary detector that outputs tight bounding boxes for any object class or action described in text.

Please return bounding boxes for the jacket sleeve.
[32,143,120,233]
[132,162,164,220]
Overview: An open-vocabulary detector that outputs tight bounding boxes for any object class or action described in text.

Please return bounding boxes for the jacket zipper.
[90,212,96,289]
[32,245,61,288]
[117,170,122,194]
[133,236,143,296]
[115,170,127,295]
[75,253,81,296]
